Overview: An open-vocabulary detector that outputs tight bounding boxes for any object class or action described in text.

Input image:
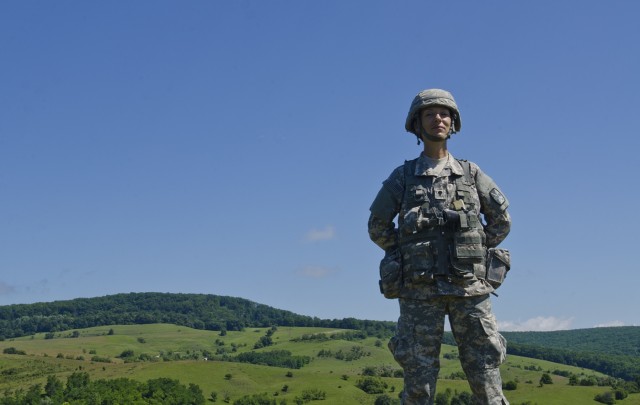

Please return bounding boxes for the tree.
[254,335,273,349]
[539,373,553,386]
[64,372,90,401]
[232,393,277,405]
[614,389,628,400]
[44,375,64,403]
[356,376,388,394]
[375,394,400,405]
[435,388,452,405]
[450,391,472,405]
[594,391,616,405]
[503,380,518,390]
[23,384,42,405]
[118,349,135,359]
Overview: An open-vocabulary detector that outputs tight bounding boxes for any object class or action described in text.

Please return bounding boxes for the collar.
[414,152,465,177]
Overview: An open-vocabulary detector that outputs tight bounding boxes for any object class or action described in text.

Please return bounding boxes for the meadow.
[0,324,637,404]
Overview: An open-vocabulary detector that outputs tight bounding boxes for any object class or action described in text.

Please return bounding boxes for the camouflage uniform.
[369,152,511,405]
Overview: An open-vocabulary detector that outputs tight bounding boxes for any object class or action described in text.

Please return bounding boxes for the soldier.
[368,89,512,405]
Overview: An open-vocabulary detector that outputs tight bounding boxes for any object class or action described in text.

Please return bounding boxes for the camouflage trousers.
[389,294,509,405]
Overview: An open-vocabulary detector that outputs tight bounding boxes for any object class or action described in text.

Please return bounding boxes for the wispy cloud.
[297,266,335,279]
[594,320,626,328]
[305,226,336,242]
[499,316,574,332]
[0,281,16,295]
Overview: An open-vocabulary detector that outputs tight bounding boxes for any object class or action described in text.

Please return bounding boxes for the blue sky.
[1,1,639,331]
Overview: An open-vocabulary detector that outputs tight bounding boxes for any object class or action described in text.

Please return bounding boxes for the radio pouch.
[486,248,511,289]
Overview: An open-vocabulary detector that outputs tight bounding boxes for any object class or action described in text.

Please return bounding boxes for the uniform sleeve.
[368,166,404,251]
[472,163,512,248]
[368,214,399,252]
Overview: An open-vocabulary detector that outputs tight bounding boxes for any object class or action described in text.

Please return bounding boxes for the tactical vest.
[397,158,487,288]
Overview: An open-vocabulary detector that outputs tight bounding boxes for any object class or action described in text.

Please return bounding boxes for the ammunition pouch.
[486,248,511,289]
[400,240,437,287]
[379,249,403,299]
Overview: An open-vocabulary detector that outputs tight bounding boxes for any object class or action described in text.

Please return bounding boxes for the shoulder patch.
[490,188,506,205]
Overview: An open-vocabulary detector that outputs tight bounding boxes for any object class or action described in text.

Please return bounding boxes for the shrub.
[614,389,628,400]
[594,391,616,405]
[375,394,400,405]
[503,380,518,390]
[356,376,388,394]
[3,347,26,355]
[118,349,135,359]
[302,388,326,400]
[232,393,276,405]
[539,373,553,385]
[447,371,466,380]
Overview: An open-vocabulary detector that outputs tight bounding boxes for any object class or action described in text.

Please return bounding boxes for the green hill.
[1,324,639,405]
[1,292,639,383]
[0,292,395,340]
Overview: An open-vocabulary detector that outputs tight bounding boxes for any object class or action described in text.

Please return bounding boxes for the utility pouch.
[486,248,511,289]
[452,230,485,263]
[379,250,402,299]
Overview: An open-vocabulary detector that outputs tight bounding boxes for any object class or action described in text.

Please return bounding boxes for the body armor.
[398,158,487,289]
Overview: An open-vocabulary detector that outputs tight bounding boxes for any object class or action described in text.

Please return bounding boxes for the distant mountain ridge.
[1,292,639,381]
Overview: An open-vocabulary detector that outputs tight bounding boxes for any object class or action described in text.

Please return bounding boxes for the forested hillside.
[501,328,640,381]
[442,327,640,381]
[502,328,640,357]
[0,292,395,340]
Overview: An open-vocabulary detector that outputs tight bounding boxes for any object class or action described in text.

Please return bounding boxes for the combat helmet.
[405,88,462,136]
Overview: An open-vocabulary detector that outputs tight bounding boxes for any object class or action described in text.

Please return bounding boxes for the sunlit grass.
[0,324,638,404]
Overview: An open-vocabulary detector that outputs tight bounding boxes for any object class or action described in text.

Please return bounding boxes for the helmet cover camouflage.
[405,89,462,135]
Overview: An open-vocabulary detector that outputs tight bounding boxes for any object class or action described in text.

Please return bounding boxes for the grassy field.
[0,324,638,404]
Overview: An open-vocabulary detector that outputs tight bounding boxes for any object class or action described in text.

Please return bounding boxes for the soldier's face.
[420,107,452,142]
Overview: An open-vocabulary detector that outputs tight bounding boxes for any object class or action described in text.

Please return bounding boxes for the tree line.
[0,372,205,405]
[441,331,640,382]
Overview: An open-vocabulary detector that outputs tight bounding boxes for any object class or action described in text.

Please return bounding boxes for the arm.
[473,164,512,248]
[368,213,399,252]
[368,166,404,252]
[484,210,511,248]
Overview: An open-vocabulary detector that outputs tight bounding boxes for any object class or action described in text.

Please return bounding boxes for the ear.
[412,118,421,135]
